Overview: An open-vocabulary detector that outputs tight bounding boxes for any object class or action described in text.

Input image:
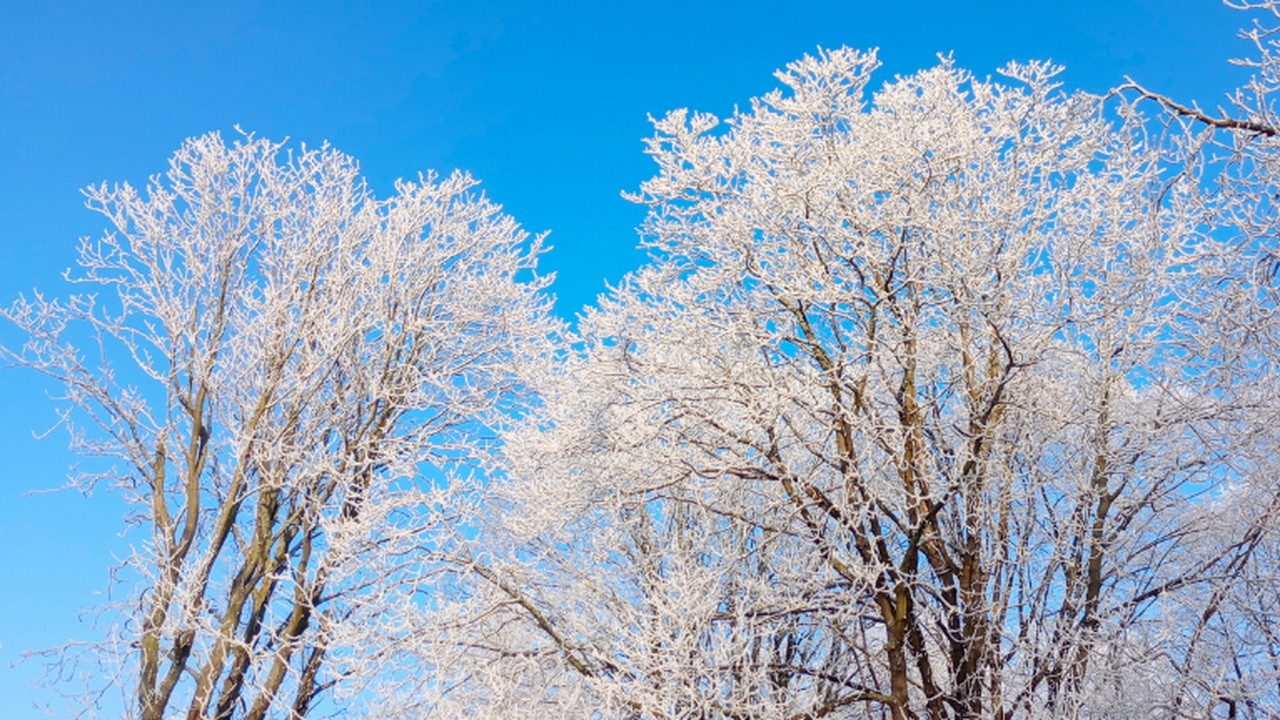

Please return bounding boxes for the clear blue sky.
[0,0,1249,715]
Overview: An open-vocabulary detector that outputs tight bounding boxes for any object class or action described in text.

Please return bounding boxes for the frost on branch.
[0,132,558,720]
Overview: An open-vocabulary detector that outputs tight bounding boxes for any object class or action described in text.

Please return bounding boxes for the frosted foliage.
[7,26,1280,720]
[0,133,557,720]
[405,50,1280,719]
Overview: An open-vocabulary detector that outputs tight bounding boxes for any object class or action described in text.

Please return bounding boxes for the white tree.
[408,48,1280,719]
[0,132,557,719]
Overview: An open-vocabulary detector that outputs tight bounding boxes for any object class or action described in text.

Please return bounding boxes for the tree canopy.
[5,7,1280,720]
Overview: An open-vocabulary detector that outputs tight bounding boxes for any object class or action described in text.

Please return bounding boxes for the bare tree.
[405,49,1280,719]
[1,132,556,719]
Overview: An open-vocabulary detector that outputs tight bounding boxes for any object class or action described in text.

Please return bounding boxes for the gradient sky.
[0,0,1252,716]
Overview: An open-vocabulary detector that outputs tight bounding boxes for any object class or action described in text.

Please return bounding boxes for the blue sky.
[0,0,1251,716]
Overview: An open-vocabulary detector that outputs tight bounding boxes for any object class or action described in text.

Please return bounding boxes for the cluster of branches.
[5,4,1280,720]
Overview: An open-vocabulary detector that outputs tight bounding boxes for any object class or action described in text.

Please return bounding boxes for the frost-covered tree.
[0,133,556,719]
[409,49,1280,719]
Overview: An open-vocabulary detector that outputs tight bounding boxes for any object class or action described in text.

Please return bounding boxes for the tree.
[408,49,1280,718]
[0,133,556,719]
